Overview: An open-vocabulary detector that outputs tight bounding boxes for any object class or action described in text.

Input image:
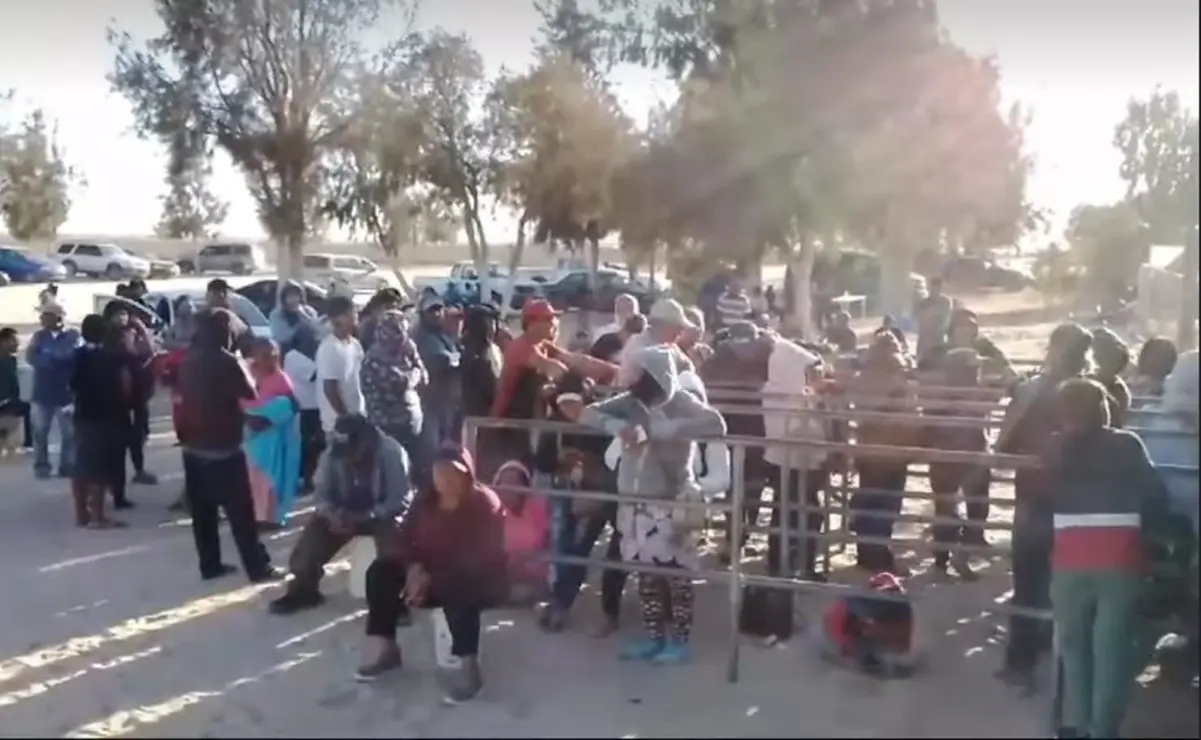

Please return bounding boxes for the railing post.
[779,466,793,576]
[727,443,746,684]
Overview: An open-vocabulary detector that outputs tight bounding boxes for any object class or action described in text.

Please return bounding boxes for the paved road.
[0,428,1053,738]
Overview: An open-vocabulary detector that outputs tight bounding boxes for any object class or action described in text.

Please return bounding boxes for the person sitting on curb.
[356,444,508,704]
[269,414,414,615]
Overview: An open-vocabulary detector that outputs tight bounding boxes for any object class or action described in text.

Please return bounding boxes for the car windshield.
[175,293,269,328]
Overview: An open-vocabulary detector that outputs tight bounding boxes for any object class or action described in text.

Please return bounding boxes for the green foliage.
[1114,88,1199,244]
[0,108,79,242]
[155,144,228,239]
[109,0,415,265]
[1064,201,1149,301]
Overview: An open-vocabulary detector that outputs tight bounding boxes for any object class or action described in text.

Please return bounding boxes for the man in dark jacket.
[177,309,280,584]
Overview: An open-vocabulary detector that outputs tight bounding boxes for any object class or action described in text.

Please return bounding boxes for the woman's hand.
[403,564,430,606]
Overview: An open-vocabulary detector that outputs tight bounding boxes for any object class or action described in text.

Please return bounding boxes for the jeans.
[183,451,272,579]
[364,558,483,655]
[850,462,909,571]
[31,402,74,475]
[1004,501,1053,673]
[551,501,627,618]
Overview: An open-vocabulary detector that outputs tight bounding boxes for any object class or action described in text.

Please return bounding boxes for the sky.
[1,0,1198,244]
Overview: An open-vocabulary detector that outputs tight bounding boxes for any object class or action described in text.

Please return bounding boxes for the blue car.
[0,246,67,284]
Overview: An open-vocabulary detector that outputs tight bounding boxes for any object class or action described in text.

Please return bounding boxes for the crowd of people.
[1,272,1196,727]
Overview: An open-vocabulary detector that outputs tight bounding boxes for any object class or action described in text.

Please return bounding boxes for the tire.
[105,263,125,279]
[178,261,195,275]
[62,260,78,277]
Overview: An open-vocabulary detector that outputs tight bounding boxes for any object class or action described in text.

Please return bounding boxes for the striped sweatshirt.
[1046,428,1171,573]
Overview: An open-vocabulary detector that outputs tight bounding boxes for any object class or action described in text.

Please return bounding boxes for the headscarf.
[366,310,409,364]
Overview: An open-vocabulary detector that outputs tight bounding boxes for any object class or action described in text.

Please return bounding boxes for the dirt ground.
[0,291,1193,738]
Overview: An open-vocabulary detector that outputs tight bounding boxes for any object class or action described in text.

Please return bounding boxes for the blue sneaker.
[620,637,665,661]
[650,640,692,665]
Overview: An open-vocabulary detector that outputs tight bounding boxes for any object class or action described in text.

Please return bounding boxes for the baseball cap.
[522,299,561,322]
[327,414,378,459]
[206,278,231,293]
[648,298,696,329]
[419,293,445,312]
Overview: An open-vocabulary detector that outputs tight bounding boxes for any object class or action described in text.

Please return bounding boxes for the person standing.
[104,300,159,500]
[283,325,324,492]
[616,298,697,387]
[715,277,752,330]
[176,308,281,583]
[68,315,132,529]
[413,295,463,450]
[315,296,367,435]
[27,302,78,479]
[915,277,953,363]
[268,280,320,352]
[592,293,640,342]
[0,327,26,457]
[361,310,430,491]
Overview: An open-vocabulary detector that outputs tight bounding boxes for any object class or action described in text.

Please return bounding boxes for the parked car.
[543,268,659,313]
[56,242,150,279]
[92,289,272,341]
[236,279,333,318]
[126,250,181,279]
[301,253,403,293]
[177,243,269,275]
[0,246,68,283]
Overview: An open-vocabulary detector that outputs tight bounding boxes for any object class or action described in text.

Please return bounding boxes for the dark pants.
[183,451,272,579]
[723,445,769,550]
[364,558,482,656]
[381,417,430,493]
[286,514,393,595]
[298,409,324,487]
[929,461,972,568]
[963,465,993,538]
[851,462,909,572]
[109,421,136,506]
[1004,502,1053,673]
[765,465,827,577]
[552,501,627,618]
[128,400,149,474]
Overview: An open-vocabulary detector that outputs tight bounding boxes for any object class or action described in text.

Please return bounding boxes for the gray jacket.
[313,434,413,520]
[579,345,727,500]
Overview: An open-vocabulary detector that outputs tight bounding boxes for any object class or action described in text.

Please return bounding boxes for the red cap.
[522,299,561,322]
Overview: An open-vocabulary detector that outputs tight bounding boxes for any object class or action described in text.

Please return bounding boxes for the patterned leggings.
[637,573,695,643]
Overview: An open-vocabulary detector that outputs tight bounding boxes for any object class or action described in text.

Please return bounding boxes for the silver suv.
[178,243,268,275]
[56,242,151,279]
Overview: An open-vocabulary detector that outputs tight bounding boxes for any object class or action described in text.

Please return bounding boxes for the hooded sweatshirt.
[268,281,320,349]
[578,345,727,500]
[313,429,413,520]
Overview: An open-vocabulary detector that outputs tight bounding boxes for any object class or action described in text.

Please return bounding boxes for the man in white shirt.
[315,296,366,433]
[725,321,827,580]
[616,298,696,387]
[592,293,640,342]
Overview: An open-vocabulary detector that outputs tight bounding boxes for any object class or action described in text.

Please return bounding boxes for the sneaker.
[132,471,159,485]
[650,640,692,665]
[269,589,325,615]
[439,656,483,703]
[355,646,402,682]
[620,637,665,661]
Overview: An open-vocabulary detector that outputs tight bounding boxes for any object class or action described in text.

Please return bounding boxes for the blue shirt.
[27,328,81,407]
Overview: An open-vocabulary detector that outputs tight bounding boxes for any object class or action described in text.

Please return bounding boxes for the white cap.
[648,298,696,329]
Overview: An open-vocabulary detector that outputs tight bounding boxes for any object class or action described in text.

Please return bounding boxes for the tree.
[1114,88,1199,347]
[0,108,79,242]
[155,140,229,239]
[109,0,416,279]
[1064,201,1149,306]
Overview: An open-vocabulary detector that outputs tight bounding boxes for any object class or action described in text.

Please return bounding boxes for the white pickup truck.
[413,262,543,310]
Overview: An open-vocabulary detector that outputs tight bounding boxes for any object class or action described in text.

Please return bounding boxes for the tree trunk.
[499,214,529,316]
[786,239,817,339]
[1178,226,1199,350]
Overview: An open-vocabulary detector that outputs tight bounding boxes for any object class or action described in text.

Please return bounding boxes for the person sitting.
[490,455,550,603]
[811,572,919,677]
[269,414,414,615]
[356,444,508,704]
